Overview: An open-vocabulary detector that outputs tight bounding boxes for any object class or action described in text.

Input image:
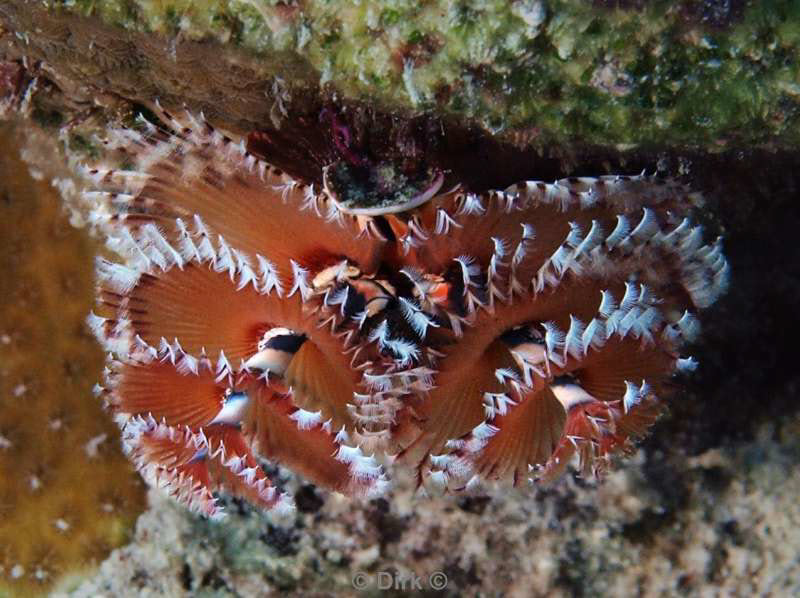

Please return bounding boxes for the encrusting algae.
[0,125,146,597]
[84,107,728,518]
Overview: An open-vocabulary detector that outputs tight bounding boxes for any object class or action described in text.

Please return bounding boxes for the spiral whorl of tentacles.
[84,109,728,517]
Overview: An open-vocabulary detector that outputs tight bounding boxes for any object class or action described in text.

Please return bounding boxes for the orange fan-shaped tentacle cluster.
[385,180,726,493]
[85,110,728,517]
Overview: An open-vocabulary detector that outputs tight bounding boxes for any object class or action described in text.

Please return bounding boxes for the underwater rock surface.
[2,1,799,152]
[56,417,800,596]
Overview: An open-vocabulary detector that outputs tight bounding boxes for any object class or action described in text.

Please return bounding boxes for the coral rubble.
[0,126,146,596]
[84,110,727,518]
[59,415,800,597]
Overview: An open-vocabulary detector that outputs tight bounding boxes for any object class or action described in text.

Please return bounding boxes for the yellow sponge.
[0,125,146,596]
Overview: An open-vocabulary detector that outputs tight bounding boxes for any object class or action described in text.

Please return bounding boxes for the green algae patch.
[39,0,800,150]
